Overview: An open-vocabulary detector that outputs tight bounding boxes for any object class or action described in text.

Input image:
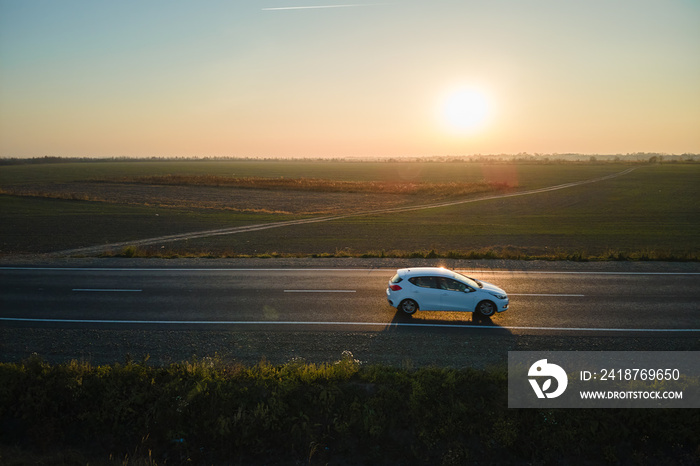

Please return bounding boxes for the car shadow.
[384,307,512,334]
[357,307,513,368]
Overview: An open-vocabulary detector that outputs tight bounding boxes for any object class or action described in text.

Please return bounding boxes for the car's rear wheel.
[475,300,496,317]
[398,299,418,315]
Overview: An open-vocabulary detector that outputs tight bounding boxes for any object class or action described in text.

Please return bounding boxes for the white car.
[386,267,509,317]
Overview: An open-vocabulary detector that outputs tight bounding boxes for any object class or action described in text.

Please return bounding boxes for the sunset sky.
[1,0,698,158]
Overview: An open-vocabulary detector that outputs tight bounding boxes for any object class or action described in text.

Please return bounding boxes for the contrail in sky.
[262,3,393,11]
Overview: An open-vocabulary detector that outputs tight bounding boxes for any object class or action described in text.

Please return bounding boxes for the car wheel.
[475,300,496,317]
[399,299,418,315]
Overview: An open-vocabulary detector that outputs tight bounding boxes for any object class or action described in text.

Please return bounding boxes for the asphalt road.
[1,262,699,366]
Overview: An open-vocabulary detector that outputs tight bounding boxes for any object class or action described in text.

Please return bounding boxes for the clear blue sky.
[1,0,698,158]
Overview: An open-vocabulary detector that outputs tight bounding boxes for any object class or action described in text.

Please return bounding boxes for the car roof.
[397,267,456,279]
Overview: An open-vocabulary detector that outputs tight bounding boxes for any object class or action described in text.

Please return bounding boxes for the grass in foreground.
[1,354,698,465]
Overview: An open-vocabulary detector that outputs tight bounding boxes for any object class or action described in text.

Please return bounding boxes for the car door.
[408,276,445,310]
[438,277,479,312]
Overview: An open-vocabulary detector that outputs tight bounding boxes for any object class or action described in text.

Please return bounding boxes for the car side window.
[409,276,439,289]
[439,278,468,292]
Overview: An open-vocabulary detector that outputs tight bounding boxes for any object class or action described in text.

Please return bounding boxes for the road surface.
[1,262,699,366]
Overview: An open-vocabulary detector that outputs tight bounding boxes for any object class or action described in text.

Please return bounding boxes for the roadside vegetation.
[104,244,700,262]
[1,354,698,465]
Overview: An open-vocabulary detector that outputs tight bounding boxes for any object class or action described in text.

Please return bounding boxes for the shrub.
[1,355,698,465]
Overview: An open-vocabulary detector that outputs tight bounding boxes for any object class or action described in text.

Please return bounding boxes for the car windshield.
[454,271,483,289]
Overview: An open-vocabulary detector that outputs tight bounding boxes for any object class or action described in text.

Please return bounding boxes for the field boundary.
[55,167,636,256]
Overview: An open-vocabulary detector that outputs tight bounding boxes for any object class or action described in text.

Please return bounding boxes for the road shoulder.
[2,255,700,273]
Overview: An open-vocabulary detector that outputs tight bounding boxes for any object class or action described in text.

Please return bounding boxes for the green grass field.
[228,163,696,259]
[1,160,698,259]
[0,159,628,187]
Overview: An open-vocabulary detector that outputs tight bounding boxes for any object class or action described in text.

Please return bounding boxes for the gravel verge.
[1,327,698,369]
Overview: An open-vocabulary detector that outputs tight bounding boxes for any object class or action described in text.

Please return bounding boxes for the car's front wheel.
[398,299,418,315]
[475,300,496,317]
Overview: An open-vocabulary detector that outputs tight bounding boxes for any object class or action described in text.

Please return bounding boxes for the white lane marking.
[72,289,142,292]
[510,293,584,297]
[0,317,698,332]
[284,290,356,293]
[2,267,699,276]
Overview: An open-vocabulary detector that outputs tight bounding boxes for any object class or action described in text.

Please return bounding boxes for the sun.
[439,87,490,133]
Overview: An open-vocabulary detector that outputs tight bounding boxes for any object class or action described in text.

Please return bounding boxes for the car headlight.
[489,291,507,300]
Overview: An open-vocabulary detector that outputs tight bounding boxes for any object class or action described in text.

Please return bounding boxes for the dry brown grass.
[98,174,514,196]
[0,176,514,217]
[0,183,421,215]
[0,187,294,214]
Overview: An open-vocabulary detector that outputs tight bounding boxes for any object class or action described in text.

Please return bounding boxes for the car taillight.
[389,285,402,291]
